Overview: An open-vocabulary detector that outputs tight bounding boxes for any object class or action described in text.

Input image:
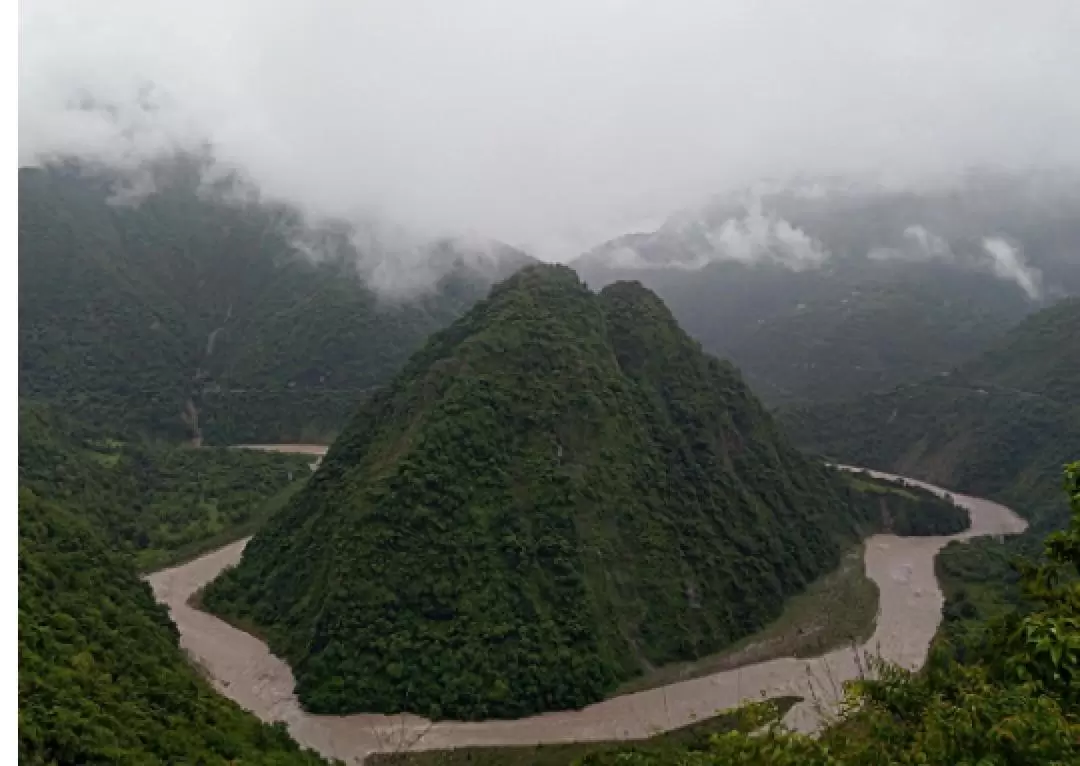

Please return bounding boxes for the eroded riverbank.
[146,462,1026,764]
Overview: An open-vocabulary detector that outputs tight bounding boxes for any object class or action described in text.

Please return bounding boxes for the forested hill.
[779,298,1080,641]
[18,485,332,765]
[18,399,312,570]
[18,157,532,444]
[18,399,333,763]
[780,297,1080,534]
[203,264,930,721]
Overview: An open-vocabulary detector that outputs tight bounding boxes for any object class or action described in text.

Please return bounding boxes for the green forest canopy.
[204,264,968,721]
[581,463,1080,765]
[18,157,528,444]
[18,485,332,765]
[780,297,1080,641]
[19,400,313,570]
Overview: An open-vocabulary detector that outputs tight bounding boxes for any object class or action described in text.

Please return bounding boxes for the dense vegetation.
[781,297,1080,641]
[581,464,1080,765]
[19,156,529,444]
[203,265,961,721]
[18,399,334,761]
[681,261,1032,406]
[18,485,331,765]
[19,400,313,569]
[843,471,969,537]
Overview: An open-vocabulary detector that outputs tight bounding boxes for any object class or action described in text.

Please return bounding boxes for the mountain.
[781,297,1080,532]
[779,298,1080,638]
[18,399,312,570]
[581,465,1080,765]
[18,484,331,765]
[18,156,532,444]
[201,264,943,720]
[17,399,337,762]
[575,171,1080,405]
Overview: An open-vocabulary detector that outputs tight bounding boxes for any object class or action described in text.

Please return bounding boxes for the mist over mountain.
[17,4,1080,764]
[577,170,1080,296]
[575,170,1080,404]
[18,155,533,443]
[20,2,1080,260]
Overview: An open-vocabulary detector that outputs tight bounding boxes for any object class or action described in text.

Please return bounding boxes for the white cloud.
[868,224,954,262]
[18,0,1080,259]
[981,237,1043,299]
[868,224,1044,299]
[704,199,829,270]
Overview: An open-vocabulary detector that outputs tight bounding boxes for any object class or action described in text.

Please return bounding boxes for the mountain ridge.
[778,297,1080,640]
[18,157,533,444]
[575,172,1080,405]
[201,264,951,720]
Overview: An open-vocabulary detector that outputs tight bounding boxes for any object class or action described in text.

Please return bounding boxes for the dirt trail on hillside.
[147,461,1026,764]
[231,443,329,469]
[232,444,331,456]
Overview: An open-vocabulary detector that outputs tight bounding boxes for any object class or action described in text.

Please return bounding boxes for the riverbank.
[146,468,1026,763]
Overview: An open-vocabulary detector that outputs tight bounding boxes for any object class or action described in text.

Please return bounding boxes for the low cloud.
[868,225,954,262]
[703,199,829,270]
[19,0,1080,261]
[868,224,1043,299]
[981,237,1043,300]
[590,195,830,272]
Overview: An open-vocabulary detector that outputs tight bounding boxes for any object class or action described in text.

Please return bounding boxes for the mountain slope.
[779,299,1080,639]
[204,264,909,720]
[956,296,1080,404]
[18,485,330,765]
[18,399,311,570]
[781,297,1080,533]
[19,157,530,444]
[579,251,1037,407]
[580,465,1080,765]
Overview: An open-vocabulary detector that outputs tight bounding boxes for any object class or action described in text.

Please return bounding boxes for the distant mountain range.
[575,170,1080,405]
[21,161,1080,443]
[19,155,532,444]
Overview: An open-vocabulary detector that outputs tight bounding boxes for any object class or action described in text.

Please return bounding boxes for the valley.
[17,161,1080,764]
[148,466,1025,763]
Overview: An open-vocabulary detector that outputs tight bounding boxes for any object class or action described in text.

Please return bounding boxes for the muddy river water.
[147,457,1026,764]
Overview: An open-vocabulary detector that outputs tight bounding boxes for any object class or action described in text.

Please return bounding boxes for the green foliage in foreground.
[204,265,968,721]
[583,465,1080,765]
[18,400,312,569]
[18,487,331,765]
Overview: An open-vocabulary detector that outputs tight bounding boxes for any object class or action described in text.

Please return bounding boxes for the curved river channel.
[147,456,1026,764]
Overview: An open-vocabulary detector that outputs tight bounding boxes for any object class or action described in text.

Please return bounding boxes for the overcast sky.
[19,1,1080,259]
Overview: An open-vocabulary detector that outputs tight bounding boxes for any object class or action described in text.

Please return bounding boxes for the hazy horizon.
[19,1,1080,260]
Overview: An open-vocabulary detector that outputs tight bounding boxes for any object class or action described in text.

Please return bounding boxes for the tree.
[582,463,1080,765]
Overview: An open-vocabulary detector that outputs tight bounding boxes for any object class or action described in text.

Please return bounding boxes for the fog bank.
[19,1,1080,259]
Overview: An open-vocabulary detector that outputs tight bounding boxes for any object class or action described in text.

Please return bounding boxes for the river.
[146,455,1027,764]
